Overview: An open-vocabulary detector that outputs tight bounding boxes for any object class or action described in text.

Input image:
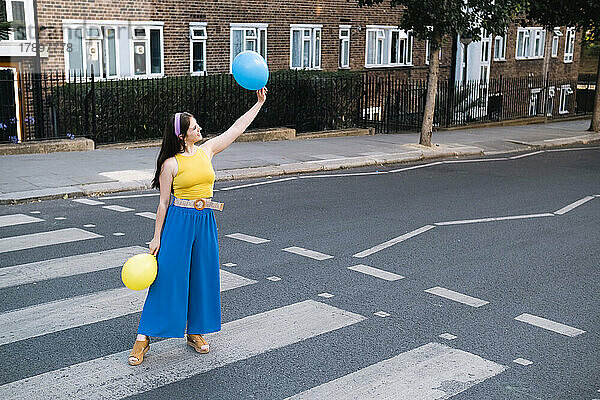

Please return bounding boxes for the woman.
[129,87,268,366]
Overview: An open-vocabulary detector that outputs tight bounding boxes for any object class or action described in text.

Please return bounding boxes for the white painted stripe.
[442,157,508,163]
[388,161,443,173]
[0,300,365,399]
[225,233,270,244]
[219,177,297,191]
[347,264,404,281]
[373,311,390,317]
[135,212,156,220]
[99,193,159,200]
[553,196,595,215]
[514,313,585,337]
[266,276,282,281]
[284,342,506,400]
[102,205,135,212]
[353,225,435,258]
[435,213,554,226]
[513,358,533,366]
[439,333,457,340]
[283,246,333,260]
[0,214,44,228]
[0,270,257,346]
[0,246,146,289]
[0,228,102,254]
[509,150,545,159]
[297,171,387,179]
[72,199,105,206]
[318,293,334,298]
[425,287,489,308]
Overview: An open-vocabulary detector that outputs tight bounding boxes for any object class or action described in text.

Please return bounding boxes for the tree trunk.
[589,54,600,132]
[420,45,441,147]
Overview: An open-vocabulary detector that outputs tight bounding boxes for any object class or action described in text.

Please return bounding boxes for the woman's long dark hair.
[151,112,193,189]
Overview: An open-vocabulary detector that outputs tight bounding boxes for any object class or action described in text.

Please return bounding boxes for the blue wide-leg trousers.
[137,204,221,338]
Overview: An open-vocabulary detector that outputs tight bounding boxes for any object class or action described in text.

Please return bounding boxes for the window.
[230,23,267,72]
[564,27,575,63]
[425,40,441,65]
[366,26,412,67]
[3,0,34,41]
[493,34,506,61]
[190,23,207,75]
[339,25,350,68]
[559,84,573,114]
[516,27,545,60]
[63,20,164,79]
[290,24,322,70]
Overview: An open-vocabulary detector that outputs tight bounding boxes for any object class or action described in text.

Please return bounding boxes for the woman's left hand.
[257,87,268,104]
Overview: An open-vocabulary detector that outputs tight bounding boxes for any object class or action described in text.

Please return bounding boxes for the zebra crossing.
[0,204,590,399]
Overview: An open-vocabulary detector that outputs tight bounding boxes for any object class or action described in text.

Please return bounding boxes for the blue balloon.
[232,51,269,91]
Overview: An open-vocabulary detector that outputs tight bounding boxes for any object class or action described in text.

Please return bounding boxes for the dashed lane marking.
[283,246,334,260]
[514,313,585,337]
[353,225,435,258]
[424,287,489,308]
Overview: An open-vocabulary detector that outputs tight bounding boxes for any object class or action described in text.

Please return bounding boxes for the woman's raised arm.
[203,87,267,157]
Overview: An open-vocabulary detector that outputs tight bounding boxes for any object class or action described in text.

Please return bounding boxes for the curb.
[1,137,598,205]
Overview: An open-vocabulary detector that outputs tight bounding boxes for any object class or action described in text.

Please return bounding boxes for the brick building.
[0,0,583,142]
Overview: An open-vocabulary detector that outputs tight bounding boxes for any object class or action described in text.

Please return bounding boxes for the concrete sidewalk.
[0,119,598,204]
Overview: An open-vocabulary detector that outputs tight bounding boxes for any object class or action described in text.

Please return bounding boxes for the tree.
[357,0,524,146]
[524,0,600,132]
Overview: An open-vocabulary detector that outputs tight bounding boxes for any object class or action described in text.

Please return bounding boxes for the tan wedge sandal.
[187,334,210,354]
[128,337,150,366]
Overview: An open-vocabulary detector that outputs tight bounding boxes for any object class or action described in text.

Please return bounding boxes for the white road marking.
[283,246,334,260]
[425,287,489,308]
[0,228,102,254]
[29,211,41,214]
[72,198,105,205]
[266,276,282,281]
[514,313,585,337]
[0,246,146,289]
[284,342,506,400]
[442,157,508,163]
[388,161,443,173]
[99,193,159,200]
[318,293,334,298]
[102,205,135,212]
[0,214,43,228]
[222,263,237,267]
[225,233,270,244]
[135,212,156,220]
[0,270,257,346]
[54,217,66,220]
[83,224,96,228]
[353,225,435,258]
[553,196,595,215]
[347,264,404,281]
[513,358,533,366]
[439,333,457,340]
[373,311,390,317]
[113,233,125,236]
[0,300,366,399]
[509,151,545,159]
[219,177,297,191]
[435,213,554,226]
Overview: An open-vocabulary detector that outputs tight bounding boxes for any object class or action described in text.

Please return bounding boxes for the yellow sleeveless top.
[172,147,215,199]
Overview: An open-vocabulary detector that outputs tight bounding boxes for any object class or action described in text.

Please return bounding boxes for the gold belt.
[171,197,224,211]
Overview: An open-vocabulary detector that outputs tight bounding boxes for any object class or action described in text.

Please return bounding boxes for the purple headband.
[174,113,182,138]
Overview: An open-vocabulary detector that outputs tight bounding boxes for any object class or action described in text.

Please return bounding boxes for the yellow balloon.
[122,253,158,290]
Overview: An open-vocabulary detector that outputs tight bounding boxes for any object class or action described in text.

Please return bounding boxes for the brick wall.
[34,0,579,81]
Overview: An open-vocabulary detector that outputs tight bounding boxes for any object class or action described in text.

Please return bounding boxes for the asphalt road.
[0,146,598,399]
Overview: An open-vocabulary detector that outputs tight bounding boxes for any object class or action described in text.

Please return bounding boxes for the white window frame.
[62,20,164,81]
[190,22,207,76]
[3,0,35,41]
[516,27,545,60]
[290,24,322,70]
[365,25,413,68]
[230,23,268,73]
[564,27,575,63]
[425,39,442,65]
[558,84,573,114]
[339,25,350,69]
[493,34,506,61]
